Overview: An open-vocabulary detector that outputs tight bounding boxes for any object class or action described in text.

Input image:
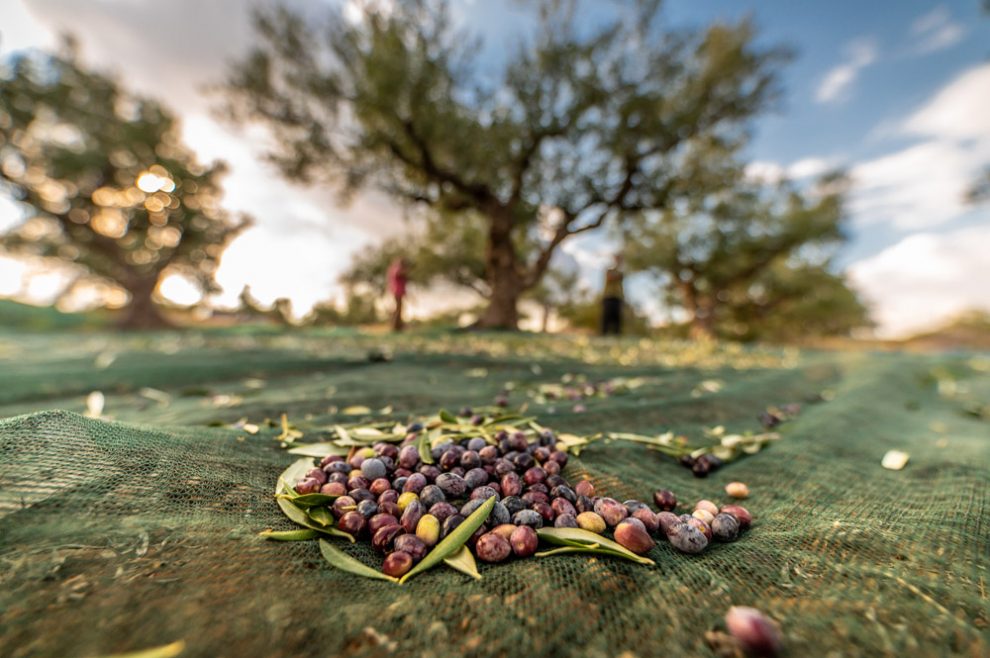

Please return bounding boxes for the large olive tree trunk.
[117,277,172,330]
[476,211,524,330]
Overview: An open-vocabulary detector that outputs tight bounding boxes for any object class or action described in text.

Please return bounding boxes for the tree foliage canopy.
[622,148,870,340]
[0,44,248,327]
[220,0,790,328]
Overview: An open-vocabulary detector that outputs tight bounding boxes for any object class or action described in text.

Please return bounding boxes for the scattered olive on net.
[632,507,659,534]
[656,511,680,537]
[725,481,750,499]
[667,522,709,554]
[720,504,753,530]
[711,513,740,542]
[614,518,656,555]
[695,499,719,516]
[686,517,713,542]
[692,509,716,525]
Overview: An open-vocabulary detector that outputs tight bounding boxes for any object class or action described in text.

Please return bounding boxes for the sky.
[0,0,988,337]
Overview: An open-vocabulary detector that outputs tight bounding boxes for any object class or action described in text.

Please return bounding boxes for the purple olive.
[593,497,629,527]
[371,524,403,553]
[509,525,538,558]
[337,511,366,536]
[382,551,414,577]
[614,518,655,554]
[475,533,512,563]
[294,478,321,495]
[394,533,428,561]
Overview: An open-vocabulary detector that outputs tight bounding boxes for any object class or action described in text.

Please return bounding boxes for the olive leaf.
[276,495,355,543]
[400,495,496,583]
[536,527,654,565]
[306,506,335,527]
[318,539,398,583]
[443,546,482,580]
[438,409,458,424]
[287,442,350,458]
[259,529,319,541]
[277,492,338,508]
[276,458,315,496]
[416,430,434,465]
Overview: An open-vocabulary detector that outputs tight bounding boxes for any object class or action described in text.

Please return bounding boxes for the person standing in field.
[601,254,624,335]
[387,257,409,332]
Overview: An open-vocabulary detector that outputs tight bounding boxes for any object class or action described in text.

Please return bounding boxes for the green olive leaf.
[416,430,434,465]
[277,492,338,507]
[259,529,319,541]
[306,506,334,527]
[275,496,355,543]
[443,546,482,580]
[536,527,654,565]
[287,442,350,458]
[318,539,398,583]
[438,409,458,424]
[400,495,496,583]
[276,458,316,496]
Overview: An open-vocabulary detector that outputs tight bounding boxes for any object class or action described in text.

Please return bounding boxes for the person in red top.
[386,257,409,332]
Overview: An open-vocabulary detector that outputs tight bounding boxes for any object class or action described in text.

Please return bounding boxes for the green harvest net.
[0,329,987,657]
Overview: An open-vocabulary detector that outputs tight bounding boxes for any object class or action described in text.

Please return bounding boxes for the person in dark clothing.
[601,255,624,335]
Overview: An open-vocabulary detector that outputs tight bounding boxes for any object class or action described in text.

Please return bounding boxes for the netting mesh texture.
[0,330,988,657]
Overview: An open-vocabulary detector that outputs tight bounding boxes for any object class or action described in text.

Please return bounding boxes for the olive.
[550,485,576,503]
[614,519,656,555]
[551,497,577,518]
[419,484,446,509]
[593,497,629,527]
[467,437,487,451]
[656,511,680,537]
[623,500,649,514]
[372,524,403,553]
[368,513,399,535]
[479,445,499,464]
[356,499,378,518]
[378,501,401,518]
[360,458,387,481]
[575,480,596,498]
[576,511,606,534]
[489,502,511,526]
[667,522,709,554]
[575,495,595,513]
[415,514,441,547]
[475,533,512,563]
[397,491,419,512]
[632,507,660,534]
[501,496,526,515]
[543,461,561,476]
[337,510,367,537]
[348,488,374,504]
[512,509,544,529]
[720,504,753,530]
[685,517,712,541]
[331,496,357,519]
[460,498,486,518]
[501,472,522,497]
[403,473,428,494]
[369,478,392,496]
[460,450,481,470]
[435,473,468,498]
[418,464,441,482]
[294,478,320,495]
[426,502,456,524]
[652,489,677,511]
[491,523,517,541]
[320,482,347,496]
[509,525,539,558]
[382,551,414,577]
[711,513,740,542]
[554,513,578,528]
[532,501,555,523]
[401,499,424,533]
[394,533,428,561]
[305,468,328,486]
[464,468,489,490]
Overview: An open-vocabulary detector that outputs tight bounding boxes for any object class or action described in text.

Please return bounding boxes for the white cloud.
[745,157,836,184]
[848,225,990,338]
[850,62,990,230]
[910,6,965,55]
[816,38,878,104]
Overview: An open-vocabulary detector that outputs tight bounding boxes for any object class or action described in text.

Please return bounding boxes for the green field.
[1,327,987,657]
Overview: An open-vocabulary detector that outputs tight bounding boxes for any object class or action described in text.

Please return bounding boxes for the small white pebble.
[725,481,750,499]
[881,450,910,470]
